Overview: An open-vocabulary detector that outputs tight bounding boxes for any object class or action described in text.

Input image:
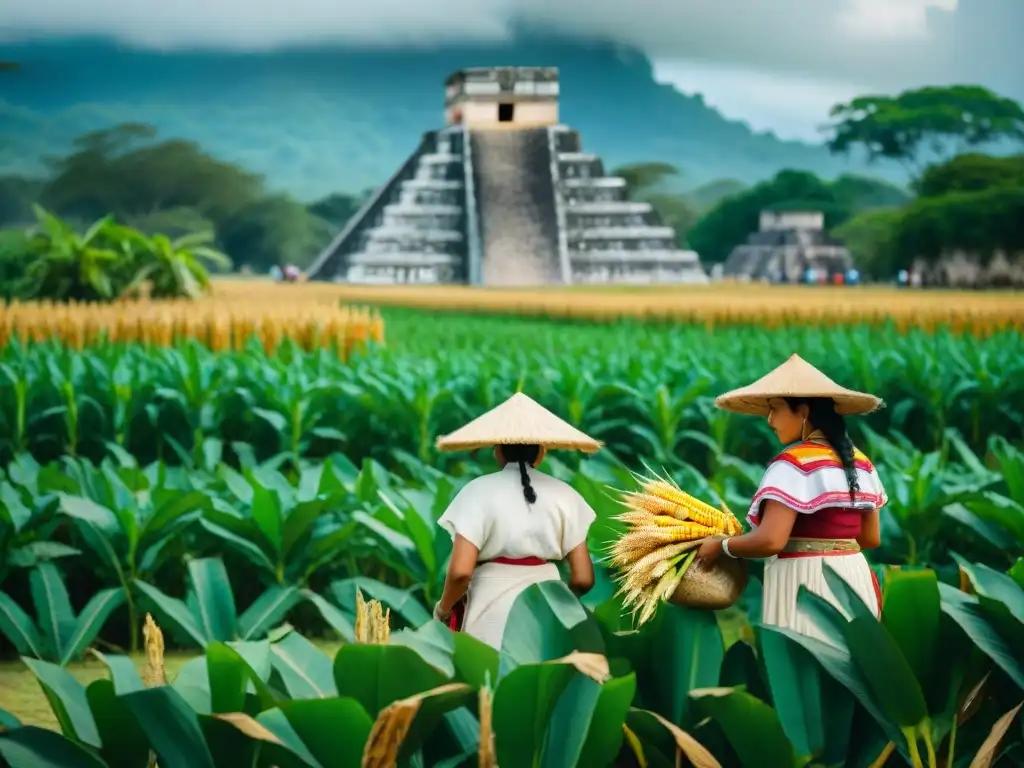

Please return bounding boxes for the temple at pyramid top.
[444,67,560,129]
[306,66,708,286]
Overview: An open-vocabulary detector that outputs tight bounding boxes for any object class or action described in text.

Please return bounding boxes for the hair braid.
[786,397,860,502]
[518,460,537,504]
[501,444,541,505]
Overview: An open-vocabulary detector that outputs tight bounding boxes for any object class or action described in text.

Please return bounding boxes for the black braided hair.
[500,444,541,504]
[785,397,860,503]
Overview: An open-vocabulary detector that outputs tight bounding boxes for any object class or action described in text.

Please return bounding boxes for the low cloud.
[2,0,1021,98]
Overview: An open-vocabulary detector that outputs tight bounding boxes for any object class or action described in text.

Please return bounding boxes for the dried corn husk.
[143,613,166,687]
[354,589,391,644]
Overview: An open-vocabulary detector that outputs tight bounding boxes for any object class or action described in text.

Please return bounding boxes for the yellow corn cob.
[648,520,719,542]
[142,613,166,687]
[609,523,717,565]
[354,589,391,644]
[720,502,743,536]
[613,509,690,529]
[610,470,746,627]
[619,491,690,520]
[638,477,731,530]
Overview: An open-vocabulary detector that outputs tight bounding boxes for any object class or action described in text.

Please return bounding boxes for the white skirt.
[762,553,880,644]
[463,562,561,650]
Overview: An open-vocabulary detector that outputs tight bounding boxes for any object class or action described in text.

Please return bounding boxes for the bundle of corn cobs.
[609,470,744,625]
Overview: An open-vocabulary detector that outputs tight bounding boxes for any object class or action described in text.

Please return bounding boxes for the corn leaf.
[21,658,101,748]
[120,686,216,768]
[60,588,125,666]
[185,558,237,643]
[0,725,108,768]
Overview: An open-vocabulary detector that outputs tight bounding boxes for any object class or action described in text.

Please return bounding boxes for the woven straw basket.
[669,556,749,610]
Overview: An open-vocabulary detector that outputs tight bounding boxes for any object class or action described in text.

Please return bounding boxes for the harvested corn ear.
[608,469,744,625]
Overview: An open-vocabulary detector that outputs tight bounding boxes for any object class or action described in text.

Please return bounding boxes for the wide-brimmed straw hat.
[435,392,603,453]
[714,353,882,417]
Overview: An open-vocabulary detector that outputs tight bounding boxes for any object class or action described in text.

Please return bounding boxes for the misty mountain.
[0,36,901,200]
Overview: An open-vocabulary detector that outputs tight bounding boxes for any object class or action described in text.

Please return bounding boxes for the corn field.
[1,286,1022,765]
[1,427,1023,766]
[211,280,1024,335]
[0,307,1020,468]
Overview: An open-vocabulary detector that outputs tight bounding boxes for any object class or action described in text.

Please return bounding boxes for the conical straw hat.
[714,354,881,416]
[435,392,603,453]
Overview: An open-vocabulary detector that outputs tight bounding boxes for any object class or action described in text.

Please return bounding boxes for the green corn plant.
[198,458,357,588]
[606,374,712,469]
[0,583,704,768]
[94,349,160,451]
[785,562,1023,768]
[53,459,209,652]
[0,465,78,587]
[338,362,464,466]
[944,437,1024,563]
[859,426,999,567]
[42,351,91,458]
[941,555,1024,693]
[134,556,337,647]
[353,477,460,607]
[0,562,123,666]
[1,316,1022,469]
[150,342,236,467]
[243,352,349,473]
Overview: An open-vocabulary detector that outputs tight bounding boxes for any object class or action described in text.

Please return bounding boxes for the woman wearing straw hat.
[431,392,602,650]
[696,354,887,641]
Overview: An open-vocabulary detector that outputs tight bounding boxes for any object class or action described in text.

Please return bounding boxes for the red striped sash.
[488,556,548,566]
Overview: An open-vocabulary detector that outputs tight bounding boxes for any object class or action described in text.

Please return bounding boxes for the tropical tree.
[0,230,34,300]
[611,163,701,247]
[825,85,1024,177]
[40,124,264,226]
[307,192,362,226]
[0,175,43,226]
[894,185,1024,268]
[914,153,1024,198]
[218,194,333,271]
[128,231,232,299]
[830,174,911,211]
[612,162,682,196]
[687,170,850,264]
[18,205,228,302]
[831,208,904,278]
[883,153,1024,275]
[21,206,135,302]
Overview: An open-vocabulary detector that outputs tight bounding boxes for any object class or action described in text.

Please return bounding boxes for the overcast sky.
[3,0,1020,141]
